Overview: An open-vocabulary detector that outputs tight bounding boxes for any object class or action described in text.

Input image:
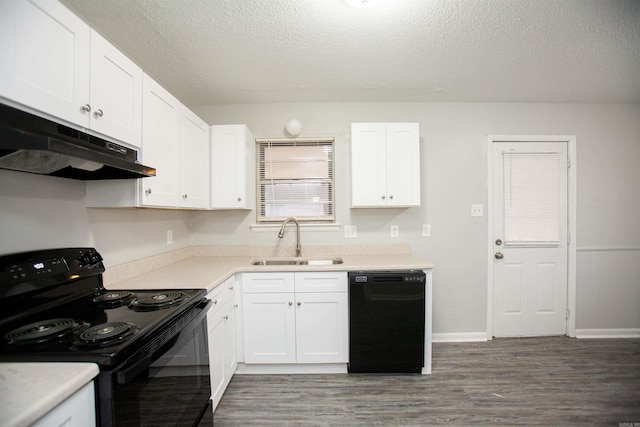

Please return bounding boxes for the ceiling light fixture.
[345,0,379,8]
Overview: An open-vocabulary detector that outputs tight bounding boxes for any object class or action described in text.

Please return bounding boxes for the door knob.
[494,252,504,260]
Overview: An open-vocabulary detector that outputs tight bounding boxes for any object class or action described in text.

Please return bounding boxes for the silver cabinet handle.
[81,104,91,113]
[229,285,234,291]
[237,197,242,202]
[288,301,293,306]
[297,301,301,306]
[389,195,394,199]
[93,109,103,118]
[145,188,152,195]
[182,194,188,199]
[495,252,504,260]
[213,299,218,305]
[224,315,229,320]
[381,195,386,200]
[495,239,503,246]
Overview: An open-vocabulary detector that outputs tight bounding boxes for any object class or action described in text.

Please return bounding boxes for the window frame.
[255,137,335,224]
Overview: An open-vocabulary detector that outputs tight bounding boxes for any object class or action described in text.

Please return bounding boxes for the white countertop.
[0,363,99,427]
[106,254,435,292]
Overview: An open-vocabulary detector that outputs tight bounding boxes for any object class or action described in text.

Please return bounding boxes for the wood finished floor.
[211,337,640,426]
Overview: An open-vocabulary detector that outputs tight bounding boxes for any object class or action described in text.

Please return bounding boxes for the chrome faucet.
[278,217,302,257]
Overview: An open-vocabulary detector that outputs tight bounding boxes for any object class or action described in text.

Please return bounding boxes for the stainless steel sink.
[251,258,343,266]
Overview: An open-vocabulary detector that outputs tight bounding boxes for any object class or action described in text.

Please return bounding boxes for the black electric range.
[0,248,212,426]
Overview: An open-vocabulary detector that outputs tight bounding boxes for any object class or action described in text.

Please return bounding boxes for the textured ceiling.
[61,0,640,106]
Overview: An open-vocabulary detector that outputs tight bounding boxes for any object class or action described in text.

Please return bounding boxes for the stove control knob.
[78,251,103,267]
[78,253,92,267]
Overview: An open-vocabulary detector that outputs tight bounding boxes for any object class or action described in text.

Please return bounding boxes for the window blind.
[256,138,334,223]
[503,152,561,245]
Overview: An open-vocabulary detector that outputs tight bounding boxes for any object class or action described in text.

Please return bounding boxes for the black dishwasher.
[348,270,426,373]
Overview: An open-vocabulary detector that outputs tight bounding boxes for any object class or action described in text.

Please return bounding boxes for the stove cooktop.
[0,248,207,368]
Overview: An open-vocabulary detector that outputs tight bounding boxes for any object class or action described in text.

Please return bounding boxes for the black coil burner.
[129,291,186,311]
[75,322,137,347]
[4,318,79,347]
[92,291,134,308]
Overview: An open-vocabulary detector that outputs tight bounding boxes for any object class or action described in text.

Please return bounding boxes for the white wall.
[0,170,190,267]
[1,102,638,335]
[191,102,640,334]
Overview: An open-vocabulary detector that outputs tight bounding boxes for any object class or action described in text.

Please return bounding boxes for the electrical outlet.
[422,224,431,237]
[471,204,484,217]
[390,225,399,238]
[167,229,173,245]
[344,225,357,238]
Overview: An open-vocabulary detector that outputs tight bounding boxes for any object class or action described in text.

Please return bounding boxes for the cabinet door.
[295,292,348,364]
[32,381,96,427]
[295,272,347,293]
[140,74,181,206]
[351,123,387,207]
[0,0,90,127]
[89,30,142,147]
[207,309,225,408]
[386,123,420,206]
[242,272,295,293]
[210,125,253,209]
[180,107,210,208]
[243,292,296,364]
[223,300,237,379]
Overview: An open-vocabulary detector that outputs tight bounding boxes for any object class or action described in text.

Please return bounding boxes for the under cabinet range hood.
[0,103,156,180]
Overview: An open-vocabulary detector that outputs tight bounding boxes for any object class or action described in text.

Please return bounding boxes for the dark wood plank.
[212,337,640,426]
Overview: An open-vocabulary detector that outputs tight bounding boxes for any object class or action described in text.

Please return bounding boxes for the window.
[256,138,334,223]
[503,152,561,245]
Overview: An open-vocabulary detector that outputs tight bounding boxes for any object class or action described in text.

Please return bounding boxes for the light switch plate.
[422,224,431,237]
[471,204,484,217]
[167,229,173,245]
[344,225,357,238]
[390,225,399,238]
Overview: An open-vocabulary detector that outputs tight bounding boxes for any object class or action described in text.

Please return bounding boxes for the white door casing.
[487,136,577,338]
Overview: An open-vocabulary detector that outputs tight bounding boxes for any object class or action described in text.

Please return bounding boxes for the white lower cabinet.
[207,277,237,411]
[32,381,96,427]
[242,271,348,365]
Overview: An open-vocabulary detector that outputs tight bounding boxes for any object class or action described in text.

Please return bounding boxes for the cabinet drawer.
[294,272,347,293]
[242,272,294,293]
[208,277,234,313]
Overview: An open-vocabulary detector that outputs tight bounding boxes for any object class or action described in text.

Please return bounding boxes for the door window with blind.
[503,151,561,246]
[256,138,335,223]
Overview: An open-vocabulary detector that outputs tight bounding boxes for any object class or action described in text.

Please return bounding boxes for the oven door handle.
[116,299,213,385]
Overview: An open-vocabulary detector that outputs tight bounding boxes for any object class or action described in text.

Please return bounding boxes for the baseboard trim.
[235,363,348,375]
[432,332,488,343]
[575,328,640,339]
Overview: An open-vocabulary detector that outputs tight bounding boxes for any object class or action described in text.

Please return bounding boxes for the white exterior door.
[492,141,568,337]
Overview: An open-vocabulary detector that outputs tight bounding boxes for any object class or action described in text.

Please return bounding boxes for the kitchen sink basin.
[251,258,343,266]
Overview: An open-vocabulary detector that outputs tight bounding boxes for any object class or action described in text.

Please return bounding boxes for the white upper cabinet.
[139,74,181,207]
[210,124,254,209]
[351,122,421,207]
[180,107,210,208]
[88,30,142,147]
[0,0,91,126]
[0,0,142,147]
[86,74,210,209]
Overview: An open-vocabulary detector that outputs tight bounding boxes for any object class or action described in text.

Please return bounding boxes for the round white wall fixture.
[286,119,302,137]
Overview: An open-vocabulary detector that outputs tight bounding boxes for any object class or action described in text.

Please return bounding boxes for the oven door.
[98,299,212,427]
